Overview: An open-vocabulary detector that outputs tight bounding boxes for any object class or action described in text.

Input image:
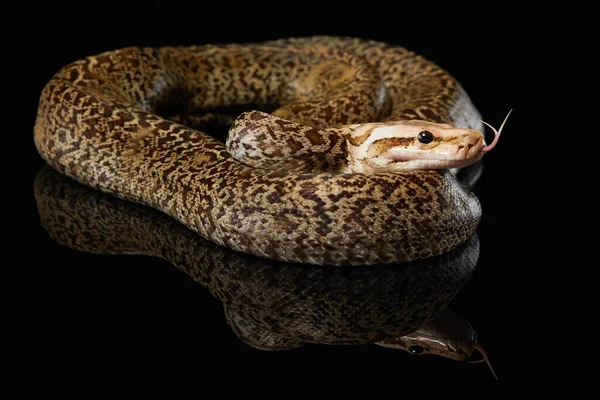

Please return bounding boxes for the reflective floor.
[29,159,543,390]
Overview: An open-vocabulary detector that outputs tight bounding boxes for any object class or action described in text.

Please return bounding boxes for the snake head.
[345,111,511,173]
[345,120,487,172]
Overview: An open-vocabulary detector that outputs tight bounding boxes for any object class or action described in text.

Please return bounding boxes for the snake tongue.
[481,109,512,153]
[470,343,499,380]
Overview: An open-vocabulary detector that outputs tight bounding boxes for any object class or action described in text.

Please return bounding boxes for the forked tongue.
[481,109,513,153]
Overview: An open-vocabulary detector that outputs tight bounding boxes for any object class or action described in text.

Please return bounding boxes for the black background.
[6,1,568,397]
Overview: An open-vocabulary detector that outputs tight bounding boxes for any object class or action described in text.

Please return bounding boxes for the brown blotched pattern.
[34,37,481,265]
[227,111,348,173]
[34,166,478,349]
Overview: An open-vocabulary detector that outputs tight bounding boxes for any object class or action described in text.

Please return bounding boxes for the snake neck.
[227,112,487,175]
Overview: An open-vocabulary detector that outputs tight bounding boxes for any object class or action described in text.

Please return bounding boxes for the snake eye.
[408,345,424,355]
[418,130,434,144]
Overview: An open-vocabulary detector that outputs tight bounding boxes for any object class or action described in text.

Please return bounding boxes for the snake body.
[34,37,483,265]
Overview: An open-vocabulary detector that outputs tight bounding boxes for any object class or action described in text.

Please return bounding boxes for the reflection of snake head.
[376,308,498,379]
[376,308,477,360]
[346,110,511,173]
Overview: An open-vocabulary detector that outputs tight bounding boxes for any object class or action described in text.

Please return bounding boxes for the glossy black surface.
[11,12,550,397]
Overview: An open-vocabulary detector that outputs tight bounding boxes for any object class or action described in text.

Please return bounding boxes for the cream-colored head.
[345,111,510,173]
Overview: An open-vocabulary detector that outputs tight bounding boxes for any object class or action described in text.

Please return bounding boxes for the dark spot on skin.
[347,126,376,146]
[369,137,414,155]
[248,111,269,121]
[305,129,325,146]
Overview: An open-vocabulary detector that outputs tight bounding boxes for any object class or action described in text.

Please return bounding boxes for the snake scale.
[34,36,491,265]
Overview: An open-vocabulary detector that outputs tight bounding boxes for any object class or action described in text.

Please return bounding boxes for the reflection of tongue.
[471,343,499,380]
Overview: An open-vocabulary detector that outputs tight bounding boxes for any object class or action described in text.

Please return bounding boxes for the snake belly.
[34,36,481,266]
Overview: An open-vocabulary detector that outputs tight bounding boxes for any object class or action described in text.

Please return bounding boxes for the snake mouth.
[345,152,484,173]
[382,151,484,170]
[381,136,485,170]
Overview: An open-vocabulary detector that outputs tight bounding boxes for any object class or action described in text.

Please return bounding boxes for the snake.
[34,36,508,265]
[34,165,497,379]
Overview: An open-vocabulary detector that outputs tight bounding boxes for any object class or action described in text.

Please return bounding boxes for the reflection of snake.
[34,36,494,265]
[34,165,477,353]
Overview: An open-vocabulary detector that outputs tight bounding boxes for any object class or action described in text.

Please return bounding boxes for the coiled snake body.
[34,37,487,265]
